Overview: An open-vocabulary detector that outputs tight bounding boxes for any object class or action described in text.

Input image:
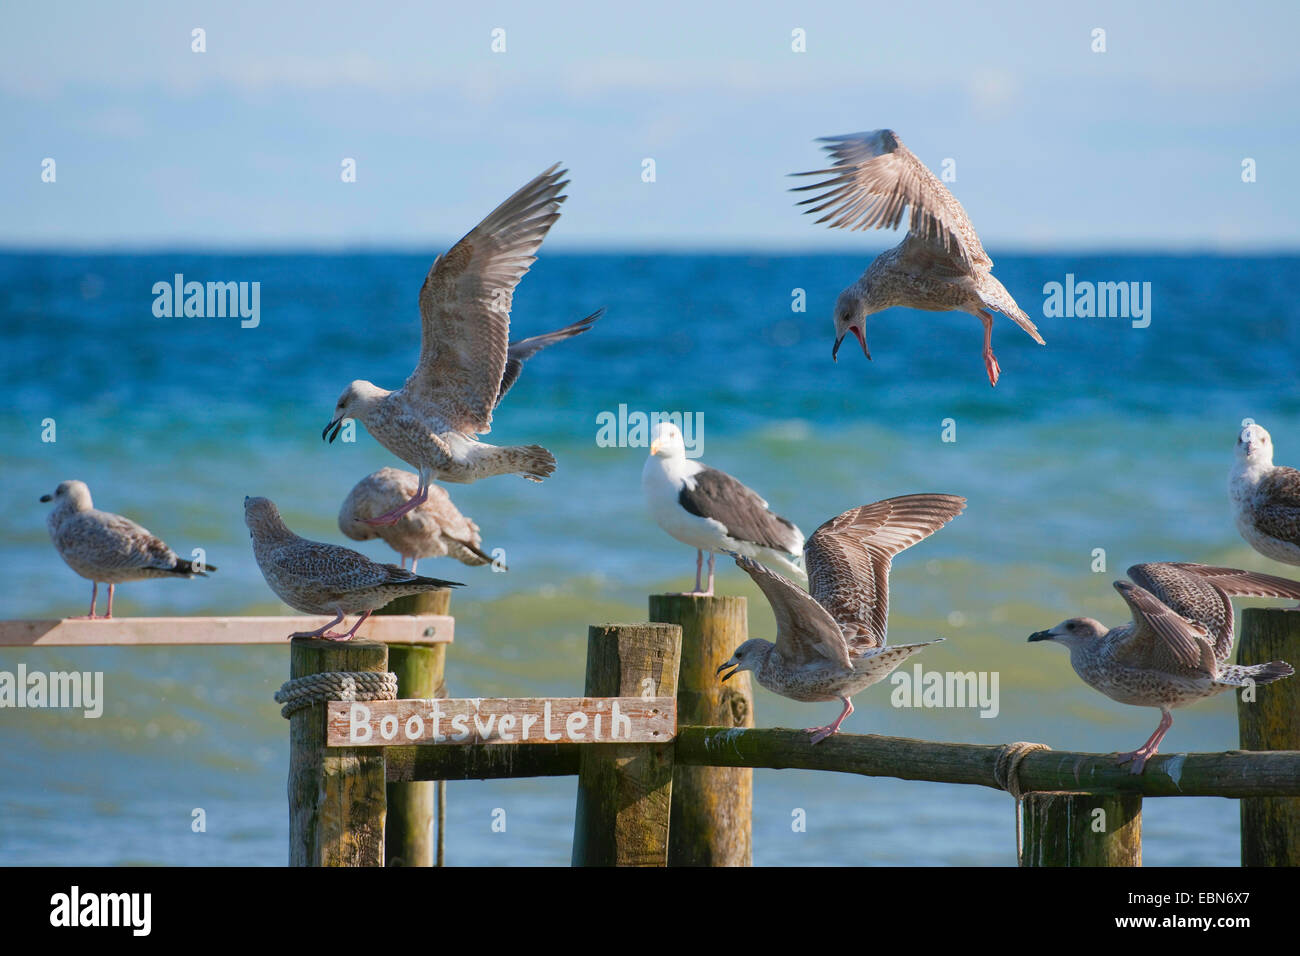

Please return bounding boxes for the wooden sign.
[327,697,676,747]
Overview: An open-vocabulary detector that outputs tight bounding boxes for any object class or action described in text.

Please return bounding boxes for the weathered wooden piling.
[650,594,752,866]
[572,622,682,866]
[1237,607,1300,866]
[288,638,387,867]
[1021,792,1142,867]
[379,589,451,867]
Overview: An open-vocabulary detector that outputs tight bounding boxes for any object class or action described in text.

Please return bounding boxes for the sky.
[3,0,1298,251]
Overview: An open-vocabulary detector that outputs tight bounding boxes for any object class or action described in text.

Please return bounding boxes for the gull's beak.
[716,656,739,682]
[832,332,844,362]
[39,494,51,503]
[650,439,660,456]
[832,326,870,363]
[1027,630,1054,643]
[323,416,344,443]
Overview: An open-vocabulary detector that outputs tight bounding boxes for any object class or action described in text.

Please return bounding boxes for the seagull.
[791,129,1045,386]
[338,467,496,572]
[1230,422,1300,568]
[245,496,462,641]
[1029,562,1299,773]
[323,165,594,526]
[42,479,216,619]
[642,421,805,596]
[716,494,966,743]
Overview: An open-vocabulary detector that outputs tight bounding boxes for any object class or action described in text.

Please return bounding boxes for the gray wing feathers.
[731,553,851,670]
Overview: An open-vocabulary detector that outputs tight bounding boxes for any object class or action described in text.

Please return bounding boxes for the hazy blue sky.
[3,1,1297,250]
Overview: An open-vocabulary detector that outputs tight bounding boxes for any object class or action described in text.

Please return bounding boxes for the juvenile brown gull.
[339,467,495,572]
[1230,422,1300,567]
[717,493,966,743]
[791,129,1045,386]
[245,496,462,641]
[323,165,593,526]
[42,479,216,619]
[1029,562,1298,773]
[642,421,805,596]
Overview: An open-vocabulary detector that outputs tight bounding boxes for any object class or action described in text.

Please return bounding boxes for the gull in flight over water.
[792,129,1045,387]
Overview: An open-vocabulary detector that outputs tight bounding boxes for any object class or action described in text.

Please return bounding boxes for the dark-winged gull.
[338,467,496,572]
[1230,422,1300,567]
[245,496,462,641]
[791,129,1045,386]
[716,493,967,743]
[642,421,805,596]
[323,165,599,526]
[42,479,216,619]
[1029,562,1299,773]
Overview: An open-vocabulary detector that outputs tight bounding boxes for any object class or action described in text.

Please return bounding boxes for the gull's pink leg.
[703,552,716,597]
[695,550,703,592]
[807,696,854,745]
[104,584,115,620]
[74,582,101,620]
[1117,710,1174,774]
[327,610,372,642]
[977,309,1000,388]
[290,610,348,640]
[410,557,419,574]
[365,476,430,527]
[399,555,408,570]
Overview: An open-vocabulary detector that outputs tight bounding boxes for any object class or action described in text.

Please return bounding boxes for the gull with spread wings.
[792,129,1045,387]
[323,165,600,526]
[1029,563,1299,773]
[716,494,966,743]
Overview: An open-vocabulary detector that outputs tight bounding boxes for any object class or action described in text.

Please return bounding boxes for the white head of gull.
[642,421,805,596]
[717,493,966,743]
[1029,562,1299,773]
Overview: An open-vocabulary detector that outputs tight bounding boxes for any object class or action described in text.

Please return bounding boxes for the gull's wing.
[791,129,990,269]
[679,466,804,555]
[1110,579,1218,677]
[408,165,568,434]
[1128,562,1300,660]
[1252,467,1300,548]
[496,308,605,408]
[267,541,443,594]
[806,494,966,651]
[59,511,182,574]
[731,553,850,671]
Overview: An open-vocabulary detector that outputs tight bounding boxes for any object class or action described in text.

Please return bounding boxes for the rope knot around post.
[274,670,399,719]
[993,740,1052,866]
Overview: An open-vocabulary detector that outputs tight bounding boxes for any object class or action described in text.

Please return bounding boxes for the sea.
[1,250,1298,866]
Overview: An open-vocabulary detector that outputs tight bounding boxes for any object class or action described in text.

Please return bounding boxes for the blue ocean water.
[1,250,1298,865]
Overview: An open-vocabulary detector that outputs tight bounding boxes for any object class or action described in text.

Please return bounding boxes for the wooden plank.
[572,623,683,867]
[674,726,1300,797]
[288,639,387,867]
[1238,607,1300,865]
[650,593,753,867]
[1022,792,1142,866]
[328,697,676,747]
[387,743,581,782]
[0,615,453,647]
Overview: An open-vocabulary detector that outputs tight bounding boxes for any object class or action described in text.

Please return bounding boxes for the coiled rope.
[274,671,399,719]
[993,741,1051,866]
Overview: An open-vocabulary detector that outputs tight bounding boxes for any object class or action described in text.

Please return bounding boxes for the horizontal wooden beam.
[673,727,1300,797]
[329,697,676,747]
[0,615,454,647]
[386,743,580,782]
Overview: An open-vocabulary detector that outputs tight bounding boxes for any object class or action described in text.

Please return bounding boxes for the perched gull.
[643,421,806,596]
[791,129,1045,386]
[323,165,594,526]
[245,496,462,641]
[1029,562,1299,773]
[42,479,215,619]
[1230,422,1300,567]
[339,467,495,572]
[717,494,966,743]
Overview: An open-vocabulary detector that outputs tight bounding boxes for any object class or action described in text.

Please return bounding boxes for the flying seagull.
[1029,562,1299,773]
[245,496,462,641]
[717,493,966,743]
[791,129,1045,386]
[339,467,497,572]
[1230,422,1300,568]
[42,479,216,619]
[642,421,805,596]
[323,165,597,526]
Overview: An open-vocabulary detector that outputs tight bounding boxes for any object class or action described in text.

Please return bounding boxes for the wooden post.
[572,623,682,866]
[1021,792,1142,866]
[381,589,451,868]
[288,638,388,866]
[1238,607,1300,866]
[650,594,752,866]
